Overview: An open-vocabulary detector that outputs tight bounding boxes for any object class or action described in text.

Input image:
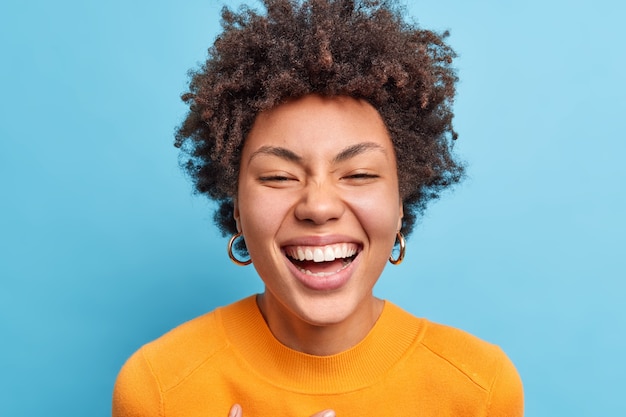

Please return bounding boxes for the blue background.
[1,0,624,416]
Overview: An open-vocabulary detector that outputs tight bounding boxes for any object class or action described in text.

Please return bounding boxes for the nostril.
[294,190,345,224]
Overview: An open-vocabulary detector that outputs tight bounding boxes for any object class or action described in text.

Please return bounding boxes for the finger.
[309,410,336,417]
[228,404,242,417]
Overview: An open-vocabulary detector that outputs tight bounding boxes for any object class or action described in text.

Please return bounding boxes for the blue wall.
[1,0,624,415]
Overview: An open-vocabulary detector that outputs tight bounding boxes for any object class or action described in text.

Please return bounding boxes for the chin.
[292,289,371,327]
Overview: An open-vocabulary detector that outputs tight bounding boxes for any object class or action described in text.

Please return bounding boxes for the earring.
[389,231,406,265]
[227,232,252,266]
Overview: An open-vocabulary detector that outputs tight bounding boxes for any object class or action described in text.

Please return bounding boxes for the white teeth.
[297,260,352,277]
[313,248,324,262]
[286,243,359,262]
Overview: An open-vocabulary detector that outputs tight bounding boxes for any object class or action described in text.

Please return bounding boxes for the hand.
[229,403,336,417]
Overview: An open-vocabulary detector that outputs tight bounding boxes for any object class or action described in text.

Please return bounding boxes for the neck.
[256,293,384,356]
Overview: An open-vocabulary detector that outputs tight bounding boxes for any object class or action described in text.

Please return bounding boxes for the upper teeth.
[286,243,358,262]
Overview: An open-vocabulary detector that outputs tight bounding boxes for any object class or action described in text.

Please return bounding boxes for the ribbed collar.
[218,295,425,394]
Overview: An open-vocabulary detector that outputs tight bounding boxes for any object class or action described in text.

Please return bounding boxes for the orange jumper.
[113,296,523,416]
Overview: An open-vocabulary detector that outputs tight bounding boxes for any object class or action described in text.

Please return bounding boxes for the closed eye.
[342,173,380,180]
[258,175,297,182]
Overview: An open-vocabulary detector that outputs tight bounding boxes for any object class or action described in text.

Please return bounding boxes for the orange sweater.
[113,296,523,416]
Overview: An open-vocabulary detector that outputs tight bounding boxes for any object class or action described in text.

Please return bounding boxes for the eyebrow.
[248,142,387,164]
[332,142,387,163]
[248,146,302,163]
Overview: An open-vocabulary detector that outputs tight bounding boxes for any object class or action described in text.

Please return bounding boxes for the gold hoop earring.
[227,232,252,266]
[389,231,406,265]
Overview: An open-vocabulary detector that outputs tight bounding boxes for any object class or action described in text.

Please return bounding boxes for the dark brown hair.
[175,0,464,240]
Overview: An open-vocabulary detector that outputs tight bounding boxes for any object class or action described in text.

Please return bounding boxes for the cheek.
[238,189,293,238]
[348,190,401,238]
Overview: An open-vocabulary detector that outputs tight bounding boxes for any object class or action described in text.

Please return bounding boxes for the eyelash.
[259,175,294,182]
[343,173,379,180]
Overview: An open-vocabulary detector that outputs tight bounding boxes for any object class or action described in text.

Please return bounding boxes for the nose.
[294,182,345,225]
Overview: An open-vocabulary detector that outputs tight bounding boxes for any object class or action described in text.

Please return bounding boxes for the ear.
[233,198,242,233]
[397,203,404,232]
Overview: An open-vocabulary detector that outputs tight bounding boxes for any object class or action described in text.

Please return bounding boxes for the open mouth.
[284,243,360,277]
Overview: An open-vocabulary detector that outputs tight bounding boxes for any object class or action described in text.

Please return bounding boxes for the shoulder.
[112,297,252,416]
[139,307,228,388]
[419,319,524,416]
[420,320,506,388]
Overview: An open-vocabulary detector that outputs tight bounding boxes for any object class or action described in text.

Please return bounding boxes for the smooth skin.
[231,94,403,415]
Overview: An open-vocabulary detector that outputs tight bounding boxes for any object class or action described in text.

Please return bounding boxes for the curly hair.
[175,0,464,241]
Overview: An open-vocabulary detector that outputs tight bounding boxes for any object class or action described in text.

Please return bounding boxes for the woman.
[113,1,524,416]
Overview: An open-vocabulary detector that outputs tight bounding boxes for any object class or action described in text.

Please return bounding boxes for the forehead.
[243,95,394,158]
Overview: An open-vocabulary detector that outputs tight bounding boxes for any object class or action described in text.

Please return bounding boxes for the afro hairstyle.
[175,0,464,243]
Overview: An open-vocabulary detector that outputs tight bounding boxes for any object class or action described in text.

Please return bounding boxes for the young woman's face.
[235,94,402,330]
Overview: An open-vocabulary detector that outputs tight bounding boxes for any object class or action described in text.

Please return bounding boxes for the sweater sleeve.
[486,349,524,417]
[112,348,163,417]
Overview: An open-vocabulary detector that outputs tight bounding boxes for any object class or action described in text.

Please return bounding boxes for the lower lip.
[285,254,359,292]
